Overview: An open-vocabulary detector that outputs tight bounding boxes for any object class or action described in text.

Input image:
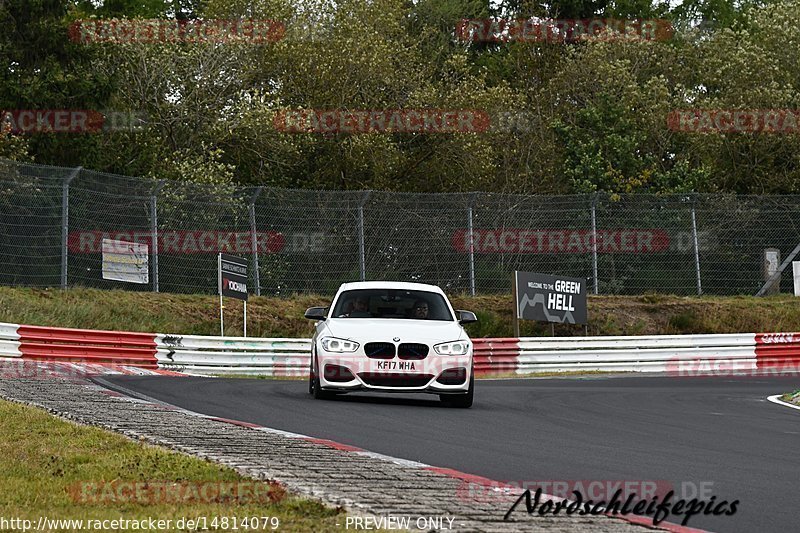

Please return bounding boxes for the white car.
[305,281,477,408]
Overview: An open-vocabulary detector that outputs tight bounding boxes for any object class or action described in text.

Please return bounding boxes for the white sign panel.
[793,261,800,297]
[102,239,149,284]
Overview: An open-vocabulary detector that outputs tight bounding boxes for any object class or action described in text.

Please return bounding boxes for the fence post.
[691,197,702,295]
[150,180,165,292]
[468,193,476,296]
[591,193,599,295]
[358,191,371,282]
[249,187,263,296]
[61,166,81,289]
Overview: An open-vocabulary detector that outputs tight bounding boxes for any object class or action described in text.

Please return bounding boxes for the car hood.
[322,318,467,344]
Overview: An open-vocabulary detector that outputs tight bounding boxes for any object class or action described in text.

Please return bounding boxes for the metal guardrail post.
[591,194,599,295]
[151,180,165,292]
[61,167,81,289]
[358,191,371,282]
[468,193,476,296]
[691,197,702,295]
[249,187,263,296]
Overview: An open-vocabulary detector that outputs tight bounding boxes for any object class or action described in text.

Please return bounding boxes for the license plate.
[375,361,416,371]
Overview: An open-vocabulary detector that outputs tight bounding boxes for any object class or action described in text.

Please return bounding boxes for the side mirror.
[304,307,328,321]
[456,310,478,325]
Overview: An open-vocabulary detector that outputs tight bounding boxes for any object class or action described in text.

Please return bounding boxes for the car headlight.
[320,337,360,353]
[433,340,470,355]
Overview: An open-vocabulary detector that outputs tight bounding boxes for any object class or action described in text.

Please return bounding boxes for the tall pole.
[151,180,165,292]
[468,194,476,296]
[218,253,224,336]
[61,166,82,289]
[249,187,263,296]
[358,191,371,282]
[512,271,520,337]
[691,199,702,295]
[591,194,599,295]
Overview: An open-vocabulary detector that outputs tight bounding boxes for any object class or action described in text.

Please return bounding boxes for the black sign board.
[219,253,248,301]
[514,271,587,325]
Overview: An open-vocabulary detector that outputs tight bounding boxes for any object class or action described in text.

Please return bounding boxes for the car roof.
[336,281,446,295]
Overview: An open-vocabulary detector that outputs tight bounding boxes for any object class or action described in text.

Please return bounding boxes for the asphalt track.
[102,374,800,533]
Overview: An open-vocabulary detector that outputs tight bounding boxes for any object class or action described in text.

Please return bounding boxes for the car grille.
[358,373,434,387]
[398,343,429,360]
[364,342,395,359]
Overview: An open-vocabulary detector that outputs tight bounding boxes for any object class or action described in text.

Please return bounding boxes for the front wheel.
[440,374,473,408]
[308,353,315,394]
[310,355,333,400]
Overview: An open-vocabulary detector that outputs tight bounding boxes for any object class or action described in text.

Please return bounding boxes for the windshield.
[331,289,453,321]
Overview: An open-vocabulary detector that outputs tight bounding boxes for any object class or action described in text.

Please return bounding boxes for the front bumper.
[316,351,472,394]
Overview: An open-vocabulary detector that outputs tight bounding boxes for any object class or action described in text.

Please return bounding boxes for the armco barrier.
[0,323,21,358]
[10,323,158,368]
[155,334,311,376]
[754,333,800,374]
[2,321,799,377]
[472,338,521,374]
[155,336,517,376]
[515,334,758,374]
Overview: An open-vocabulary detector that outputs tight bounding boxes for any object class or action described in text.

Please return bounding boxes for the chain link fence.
[2,158,799,297]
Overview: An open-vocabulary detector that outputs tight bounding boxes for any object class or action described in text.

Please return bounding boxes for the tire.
[440,374,474,408]
[308,352,315,395]
[311,355,333,400]
[313,375,332,400]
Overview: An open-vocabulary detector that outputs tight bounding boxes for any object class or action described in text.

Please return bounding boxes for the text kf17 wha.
[305,282,478,408]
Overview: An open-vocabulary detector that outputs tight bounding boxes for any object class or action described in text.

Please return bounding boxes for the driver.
[410,300,429,319]
[347,296,371,318]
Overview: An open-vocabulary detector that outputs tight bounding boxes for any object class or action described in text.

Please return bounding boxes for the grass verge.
[3,287,800,338]
[0,398,344,532]
[779,390,800,405]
